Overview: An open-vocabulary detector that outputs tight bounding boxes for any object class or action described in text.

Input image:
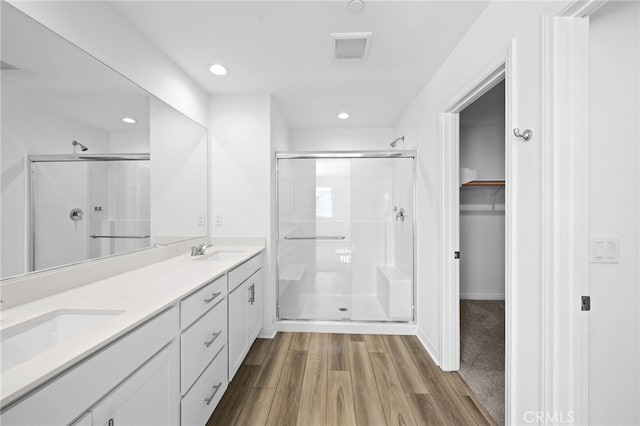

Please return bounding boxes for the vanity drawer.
[228,252,263,292]
[180,275,226,329]
[181,348,227,426]
[180,300,227,395]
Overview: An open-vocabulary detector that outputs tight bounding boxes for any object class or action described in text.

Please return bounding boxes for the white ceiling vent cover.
[331,32,372,60]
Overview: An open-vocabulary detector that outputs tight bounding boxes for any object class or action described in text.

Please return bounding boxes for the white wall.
[150,97,208,240]
[394,1,566,421]
[8,1,208,127]
[209,93,276,333]
[459,82,506,180]
[209,93,271,237]
[459,82,505,300]
[289,127,394,151]
[588,2,639,423]
[108,132,150,153]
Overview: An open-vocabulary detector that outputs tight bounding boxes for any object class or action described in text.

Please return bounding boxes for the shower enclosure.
[28,154,150,272]
[276,151,415,322]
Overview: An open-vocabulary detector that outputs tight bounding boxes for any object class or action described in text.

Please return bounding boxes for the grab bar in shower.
[90,235,150,239]
[284,236,346,240]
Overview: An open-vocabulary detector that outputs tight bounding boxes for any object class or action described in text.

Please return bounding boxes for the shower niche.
[276,152,415,323]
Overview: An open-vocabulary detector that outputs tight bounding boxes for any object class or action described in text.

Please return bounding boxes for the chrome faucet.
[191,243,212,257]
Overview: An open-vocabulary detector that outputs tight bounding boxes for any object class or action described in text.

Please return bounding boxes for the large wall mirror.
[1,3,208,279]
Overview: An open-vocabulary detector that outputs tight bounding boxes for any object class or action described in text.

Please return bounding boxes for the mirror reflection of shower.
[72,140,88,153]
[28,155,150,272]
[390,136,405,149]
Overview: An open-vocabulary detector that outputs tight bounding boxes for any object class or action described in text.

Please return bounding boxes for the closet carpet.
[459,300,505,425]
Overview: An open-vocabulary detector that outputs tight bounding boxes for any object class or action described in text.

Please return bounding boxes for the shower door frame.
[26,153,150,273]
[275,150,417,324]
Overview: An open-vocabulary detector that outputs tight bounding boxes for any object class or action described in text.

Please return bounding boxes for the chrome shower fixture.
[72,140,88,152]
[390,136,404,148]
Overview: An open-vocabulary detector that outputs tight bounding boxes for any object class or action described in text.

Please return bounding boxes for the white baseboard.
[460,292,505,300]
[276,320,417,335]
[258,326,277,339]
[416,328,440,366]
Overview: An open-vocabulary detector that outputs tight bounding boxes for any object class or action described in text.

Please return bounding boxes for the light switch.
[590,236,619,263]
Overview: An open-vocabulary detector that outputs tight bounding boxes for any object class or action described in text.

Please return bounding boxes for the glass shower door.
[31,159,150,271]
[277,154,414,322]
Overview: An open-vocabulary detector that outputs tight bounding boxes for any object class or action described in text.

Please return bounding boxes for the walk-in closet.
[458,80,506,425]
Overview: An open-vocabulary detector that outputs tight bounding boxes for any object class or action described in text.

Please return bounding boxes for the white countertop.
[0,244,264,408]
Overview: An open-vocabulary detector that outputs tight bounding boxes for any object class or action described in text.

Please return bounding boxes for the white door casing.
[440,42,514,420]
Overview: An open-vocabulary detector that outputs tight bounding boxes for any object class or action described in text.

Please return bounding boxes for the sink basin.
[0,309,124,372]
[192,250,244,261]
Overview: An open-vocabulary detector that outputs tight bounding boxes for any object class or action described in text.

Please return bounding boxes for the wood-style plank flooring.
[207,333,497,426]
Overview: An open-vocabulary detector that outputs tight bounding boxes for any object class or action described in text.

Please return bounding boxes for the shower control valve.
[69,208,84,221]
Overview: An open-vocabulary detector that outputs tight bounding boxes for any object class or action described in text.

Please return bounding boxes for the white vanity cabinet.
[227,253,264,380]
[88,340,180,426]
[179,275,228,426]
[0,248,265,426]
[1,307,179,426]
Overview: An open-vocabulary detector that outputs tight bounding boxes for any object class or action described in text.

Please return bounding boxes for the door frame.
[540,1,606,423]
[439,41,515,415]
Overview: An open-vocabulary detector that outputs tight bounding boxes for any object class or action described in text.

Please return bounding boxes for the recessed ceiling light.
[209,63,228,76]
[337,112,350,120]
[122,117,136,124]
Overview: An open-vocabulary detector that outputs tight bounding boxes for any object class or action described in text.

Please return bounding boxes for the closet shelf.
[461,180,505,187]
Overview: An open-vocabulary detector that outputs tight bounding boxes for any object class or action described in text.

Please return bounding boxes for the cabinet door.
[90,341,179,426]
[247,269,263,343]
[227,281,248,381]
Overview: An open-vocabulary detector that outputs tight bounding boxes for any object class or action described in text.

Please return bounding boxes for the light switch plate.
[590,236,619,263]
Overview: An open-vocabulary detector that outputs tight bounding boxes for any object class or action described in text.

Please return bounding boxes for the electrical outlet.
[215,215,223,226]
[197,214,205,227]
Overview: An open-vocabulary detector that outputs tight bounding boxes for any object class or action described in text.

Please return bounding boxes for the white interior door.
[588,2,640,424]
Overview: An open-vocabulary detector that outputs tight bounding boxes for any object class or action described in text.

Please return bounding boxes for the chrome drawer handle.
[248,283,255,304]
[204,382,223,405]
[204,291,222,304]
[204,330,222,348]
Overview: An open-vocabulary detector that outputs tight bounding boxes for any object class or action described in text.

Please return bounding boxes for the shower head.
[390,136,404,148]
[72,140,88,152]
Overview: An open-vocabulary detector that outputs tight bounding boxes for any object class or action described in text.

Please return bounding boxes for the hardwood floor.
[207,333,496,426]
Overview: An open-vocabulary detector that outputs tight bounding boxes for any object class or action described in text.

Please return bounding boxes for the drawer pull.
[204,382,223,405]
[204,330,223,348]
[204,291,222,304]
[248,283,255,305]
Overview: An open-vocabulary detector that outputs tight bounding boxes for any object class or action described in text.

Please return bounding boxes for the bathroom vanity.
[0,245,264,426]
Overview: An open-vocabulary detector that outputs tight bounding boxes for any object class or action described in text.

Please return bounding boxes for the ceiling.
[111,1,488,129]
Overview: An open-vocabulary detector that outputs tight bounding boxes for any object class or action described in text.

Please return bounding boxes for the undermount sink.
[0,309,124,372]
[192,250,244,261]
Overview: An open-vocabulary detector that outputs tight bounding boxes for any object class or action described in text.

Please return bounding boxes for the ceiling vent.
[331,32,372,60]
